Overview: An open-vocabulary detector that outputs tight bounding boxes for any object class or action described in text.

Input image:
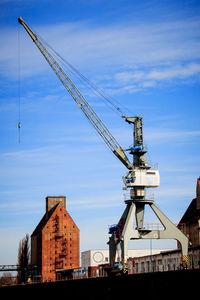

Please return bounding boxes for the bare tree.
[17,234,30,283]
[0,272,16,286]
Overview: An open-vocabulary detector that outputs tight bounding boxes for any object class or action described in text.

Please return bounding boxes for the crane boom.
[18,17,132,170]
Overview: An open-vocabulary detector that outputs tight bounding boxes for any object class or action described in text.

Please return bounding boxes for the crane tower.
[18,17,189,272]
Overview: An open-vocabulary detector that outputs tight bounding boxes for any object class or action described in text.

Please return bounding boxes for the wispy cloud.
[115,63,200,83]
[145,128,200,142]
[114,63,200,93]
[156,186,194,198]
[69,193,123,210]
[1,17,200,92]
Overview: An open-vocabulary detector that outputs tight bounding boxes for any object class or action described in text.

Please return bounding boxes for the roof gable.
[179,198,200,224]
[31,203,79,236]
[31,204,59,236]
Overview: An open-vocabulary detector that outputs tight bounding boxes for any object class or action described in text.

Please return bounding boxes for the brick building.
[31,196,79,282]
[178,177,200,247]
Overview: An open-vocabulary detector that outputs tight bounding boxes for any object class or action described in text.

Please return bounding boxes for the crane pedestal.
[108,198,189,271]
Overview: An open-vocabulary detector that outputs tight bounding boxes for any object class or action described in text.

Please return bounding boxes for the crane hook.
[18,122,21,144]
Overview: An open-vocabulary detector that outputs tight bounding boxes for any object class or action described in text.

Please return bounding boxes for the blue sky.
[0,0,200,264]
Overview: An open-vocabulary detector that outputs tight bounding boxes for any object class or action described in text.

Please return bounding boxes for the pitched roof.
[179,198,200,224]
[31,203,59,237]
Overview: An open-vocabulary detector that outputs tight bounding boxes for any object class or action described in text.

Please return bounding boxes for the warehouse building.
[178,177,200,247]
[128,177,200,273]
[81,249,166,269]
[31,196,79,282]
[81,249,168,277]
[131,246,200,273]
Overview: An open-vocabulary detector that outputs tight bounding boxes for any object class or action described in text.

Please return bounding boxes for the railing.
[0,265,19,272]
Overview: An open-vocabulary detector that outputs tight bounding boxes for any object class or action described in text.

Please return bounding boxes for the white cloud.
[114,71,144,83]
[114,63,200,91]
[145,128,200,142]
[147,63,200,80]
[0,200,43,215]
[156,186,194,198]
[69,193,123,210]
[1,17,200,88]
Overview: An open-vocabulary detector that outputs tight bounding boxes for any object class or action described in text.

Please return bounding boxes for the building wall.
[31,235,37,265]
[178,217,200,248]
[79,247,200,278]
[178,179,200,248]
[31,232,42,279]
[46,196,66,213]
[41,205,79,282]
[131,247,200,274]
[81,249,166,268]
[31,197,79,282]
[190,221,200,246]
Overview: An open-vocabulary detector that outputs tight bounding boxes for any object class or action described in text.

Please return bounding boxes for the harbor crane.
[18,17,189,272]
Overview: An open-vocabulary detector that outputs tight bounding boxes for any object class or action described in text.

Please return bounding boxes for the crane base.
[108,199,189,269]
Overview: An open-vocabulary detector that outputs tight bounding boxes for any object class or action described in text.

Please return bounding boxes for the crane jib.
[18,17,133,170]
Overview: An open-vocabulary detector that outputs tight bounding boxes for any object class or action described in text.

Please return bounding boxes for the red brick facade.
[31,196,79,282]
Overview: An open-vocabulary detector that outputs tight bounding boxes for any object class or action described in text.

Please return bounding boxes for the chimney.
[196,177,200,199]
[196,178,200,210]
[46,196,66,214]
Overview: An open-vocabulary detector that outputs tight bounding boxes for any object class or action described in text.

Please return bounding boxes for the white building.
[132,246,200,273]
[81,249,169,268]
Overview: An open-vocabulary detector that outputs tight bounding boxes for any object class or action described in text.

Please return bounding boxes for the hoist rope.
[18,25,21,144]
[37,33,133,117]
